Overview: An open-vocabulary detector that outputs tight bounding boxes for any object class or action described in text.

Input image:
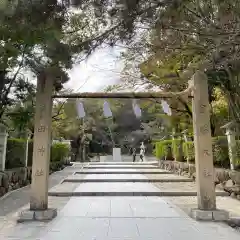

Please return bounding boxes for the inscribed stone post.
[0,125,7,171]
[192,71,216,210]
[30,74,53,211]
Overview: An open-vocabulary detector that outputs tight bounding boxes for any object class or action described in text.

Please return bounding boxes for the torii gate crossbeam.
[52,91,193,99]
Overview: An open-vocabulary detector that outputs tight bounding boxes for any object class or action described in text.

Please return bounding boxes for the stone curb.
[63,178,194,183]
[48,191,229,197]
[75,171,173,174]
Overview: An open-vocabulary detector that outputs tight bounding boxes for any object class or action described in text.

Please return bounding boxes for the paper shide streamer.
[103,100,112,118]
[76,99,86,118]
[161,100,172,116]
[132,99,142,118]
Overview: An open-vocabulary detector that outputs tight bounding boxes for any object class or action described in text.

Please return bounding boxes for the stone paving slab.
[59,197,180,218]
[1,196,240,240]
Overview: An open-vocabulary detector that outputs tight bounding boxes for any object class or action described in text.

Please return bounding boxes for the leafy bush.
[50,142,70,162]
[212,136,229,168]
[172,139,185,162]
[154,136,240,169]
[231,140,240,169]
[50,160,65,172]
[6,138,26,169]
[155,140,174,160]
[183,137,231,167]
[183,137,229,167]
[183,141,195,163]
[6,139,70,169]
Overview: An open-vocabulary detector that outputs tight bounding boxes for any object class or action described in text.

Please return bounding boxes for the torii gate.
[18,70,228,222]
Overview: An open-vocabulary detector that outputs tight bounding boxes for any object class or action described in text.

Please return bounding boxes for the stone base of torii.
[18,71,229,222]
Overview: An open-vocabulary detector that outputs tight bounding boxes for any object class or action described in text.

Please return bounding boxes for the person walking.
[132,148,136,162]
[139,148,144,162]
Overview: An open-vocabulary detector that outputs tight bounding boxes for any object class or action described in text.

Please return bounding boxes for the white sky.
[64,46,124,92]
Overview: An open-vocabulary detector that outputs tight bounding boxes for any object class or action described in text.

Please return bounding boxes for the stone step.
[85,161,158,165]
[75,171,173,174]
[66,173,190,181]
[63,178,194,183]
[48,191,229,197]
[83,166,159,169]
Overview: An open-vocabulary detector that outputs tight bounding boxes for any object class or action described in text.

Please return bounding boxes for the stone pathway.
[1,159,240,239]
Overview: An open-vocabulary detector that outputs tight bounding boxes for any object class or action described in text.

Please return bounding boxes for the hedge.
[172,139,185,162]
[155,136,240,168]
[155,140,174,160]
[50,142,70,162]
[6,138,27,169]
[5,138,70,169]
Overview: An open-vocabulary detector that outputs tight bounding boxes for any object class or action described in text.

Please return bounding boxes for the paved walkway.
[1,160,240,239]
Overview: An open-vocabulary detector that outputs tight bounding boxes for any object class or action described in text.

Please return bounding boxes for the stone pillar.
[190,71,228,221]
[18,73,57,222]
[0,125,8,171]
[30,74,53,210]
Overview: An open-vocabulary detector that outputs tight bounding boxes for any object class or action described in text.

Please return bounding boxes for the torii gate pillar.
[190,71,229,221]
[18,72,57,222]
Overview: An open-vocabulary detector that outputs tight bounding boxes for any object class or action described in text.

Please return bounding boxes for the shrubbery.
[5,139,70,170]
[155,136,240,168]
[155,140,174,160]
[6,138,27,169]
[50,142,70,162]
